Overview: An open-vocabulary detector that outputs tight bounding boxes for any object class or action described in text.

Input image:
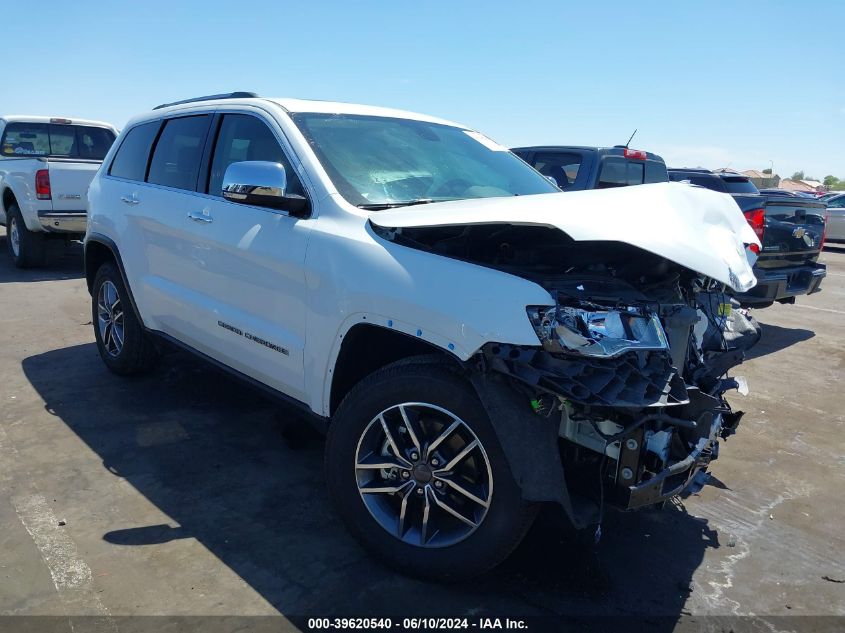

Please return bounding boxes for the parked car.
[823,193,845,242]
[0,116,118,267]
[669,168,827,307]
[511,145,668,191]
[819,191,843,203]
[85,93,760,579]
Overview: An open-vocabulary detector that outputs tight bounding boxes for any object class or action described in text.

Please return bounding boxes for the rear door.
[133,114,214,339]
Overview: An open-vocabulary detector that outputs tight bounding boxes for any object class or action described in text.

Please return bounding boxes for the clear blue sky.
[3,0,843,179]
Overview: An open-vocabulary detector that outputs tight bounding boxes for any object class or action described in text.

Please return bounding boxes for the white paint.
[791,304,845,316]
[12,494,113,622]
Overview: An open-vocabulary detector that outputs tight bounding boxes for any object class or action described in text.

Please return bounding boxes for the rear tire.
[325,358,536,580]
[92,262,159,375]
[6,205,47,268]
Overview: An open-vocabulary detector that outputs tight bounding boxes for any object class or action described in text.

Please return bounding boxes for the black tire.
[325,358,537,580]
[92,262,158,375]
[5,204,47,268]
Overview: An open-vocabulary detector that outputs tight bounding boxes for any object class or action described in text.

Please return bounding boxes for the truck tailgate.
[759,198,826,268]
[47,159,101,211]
[731,193,826,268]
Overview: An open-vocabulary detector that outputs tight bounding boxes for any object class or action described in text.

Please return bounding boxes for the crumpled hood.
[369,182,760,292]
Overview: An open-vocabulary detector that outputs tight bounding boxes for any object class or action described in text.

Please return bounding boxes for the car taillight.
[623,148,647,160]
[744,208,765,254]
[820,211,829,251]
[35,169,51,200]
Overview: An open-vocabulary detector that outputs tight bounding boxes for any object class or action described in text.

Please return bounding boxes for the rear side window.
[597,158,644,188]
[722,177,759,194]
[207,114,303,197]
[1,122,115,159]
[531,152,582,190]
[147,115,211,191]
[109,121,160,181]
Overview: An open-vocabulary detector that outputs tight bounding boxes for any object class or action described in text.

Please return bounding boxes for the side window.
[828,197,845,208]
[531,152,582,189]
[109,121,161,181]
[147,115,211,191]
[208,114,303,198]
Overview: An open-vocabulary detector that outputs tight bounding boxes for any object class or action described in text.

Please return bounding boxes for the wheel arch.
[328,323,462,417]
[84,233,143,325]
[1,186,17,216]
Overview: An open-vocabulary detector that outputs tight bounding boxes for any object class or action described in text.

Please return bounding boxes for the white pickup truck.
[0,116,117,267]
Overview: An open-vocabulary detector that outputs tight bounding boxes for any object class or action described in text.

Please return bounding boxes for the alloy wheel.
[355,402,493,548]
[9,216,20,257]
[97,281,125,357]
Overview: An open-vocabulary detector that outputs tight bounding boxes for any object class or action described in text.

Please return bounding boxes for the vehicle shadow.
[745,321,815,361]
[0,229,84,283]
[22,344,717,626]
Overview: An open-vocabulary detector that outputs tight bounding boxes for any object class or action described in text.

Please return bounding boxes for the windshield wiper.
[357,199,442,210]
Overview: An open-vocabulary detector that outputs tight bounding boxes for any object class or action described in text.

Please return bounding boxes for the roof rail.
[153,92,259,110]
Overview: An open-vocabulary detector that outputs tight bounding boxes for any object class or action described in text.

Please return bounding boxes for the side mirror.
[222,161,309,216]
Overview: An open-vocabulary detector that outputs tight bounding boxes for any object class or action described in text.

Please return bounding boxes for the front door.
[177,112,312,402]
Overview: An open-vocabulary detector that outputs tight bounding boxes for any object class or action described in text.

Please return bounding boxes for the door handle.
[121,194,139,205]
[188,209,213,223]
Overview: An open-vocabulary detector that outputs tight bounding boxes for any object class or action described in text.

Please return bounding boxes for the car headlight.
[526,305,669,358]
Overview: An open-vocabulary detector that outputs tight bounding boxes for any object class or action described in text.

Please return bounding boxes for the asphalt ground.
[0,228,842,631]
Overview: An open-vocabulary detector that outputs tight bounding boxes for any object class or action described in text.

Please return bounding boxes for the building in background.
[742,169,780,189]
[778,179,825,193]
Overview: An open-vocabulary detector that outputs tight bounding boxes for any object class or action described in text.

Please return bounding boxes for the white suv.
[85,93,761,579]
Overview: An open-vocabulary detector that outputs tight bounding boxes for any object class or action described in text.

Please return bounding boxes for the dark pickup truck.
[668,169,827,307]
[511,145,668,191]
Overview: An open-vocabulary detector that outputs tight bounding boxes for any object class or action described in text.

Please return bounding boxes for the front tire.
[5,205,47,268]
[325,359,536,580]
[92,262,158,375]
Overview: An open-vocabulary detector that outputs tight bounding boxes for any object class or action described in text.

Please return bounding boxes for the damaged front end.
[480,273,759,522]
[371,210,761,528]
[369,184,762,529]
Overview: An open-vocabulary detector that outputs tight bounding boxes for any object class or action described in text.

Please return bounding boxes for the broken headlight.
[526,305,670,358]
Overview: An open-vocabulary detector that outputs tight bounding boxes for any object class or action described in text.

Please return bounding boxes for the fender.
[469,371,599,529]
[84,232,144,326]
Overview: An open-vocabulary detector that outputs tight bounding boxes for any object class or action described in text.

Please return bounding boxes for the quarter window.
[147,115,211,191]
[109,121,160,182]
[208,114,303,197]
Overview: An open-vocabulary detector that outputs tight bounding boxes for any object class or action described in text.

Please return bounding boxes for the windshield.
[1,122,115,160]
[290,113,558,207]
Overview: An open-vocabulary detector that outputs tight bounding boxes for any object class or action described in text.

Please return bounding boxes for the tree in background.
[792,170,805,181]
[824,175,839,188]
[762,168,772,174]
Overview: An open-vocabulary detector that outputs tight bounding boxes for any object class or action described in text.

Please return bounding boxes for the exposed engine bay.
[374,222,762,522]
